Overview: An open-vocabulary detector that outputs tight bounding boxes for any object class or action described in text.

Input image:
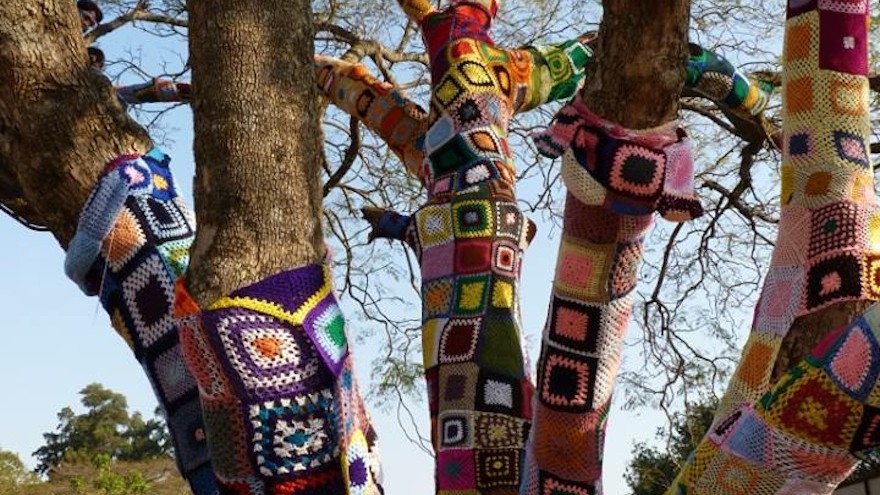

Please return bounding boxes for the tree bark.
[187,0,326,305]
[0,1,150,245]
[583,0,690,127]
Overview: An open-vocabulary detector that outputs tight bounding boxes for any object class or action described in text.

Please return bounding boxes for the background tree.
[33,383,171,476]
[0,448,39,494]
[624,399,716,495]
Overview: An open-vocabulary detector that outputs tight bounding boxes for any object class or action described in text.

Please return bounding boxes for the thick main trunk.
[187,0,326,305]
[0,1,150,245]
[583,0,690,126]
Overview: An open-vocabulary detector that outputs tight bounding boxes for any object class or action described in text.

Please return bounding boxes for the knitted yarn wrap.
[64,149,217,495]
[686,42,774,117]
[533,94,703,222]
[175,264,382,495]
[116,79,192,105]
[669,1,879,492]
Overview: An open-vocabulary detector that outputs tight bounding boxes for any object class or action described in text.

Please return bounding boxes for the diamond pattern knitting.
[669,1,880,492]
[175,264,383,495]
[64,148,217,495]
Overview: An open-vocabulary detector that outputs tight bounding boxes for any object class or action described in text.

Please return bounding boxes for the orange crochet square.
[784,23,812,61]
[735,340,774,390]
[785,77,813,115]
[830,75,867,117]
[804,171,832,196]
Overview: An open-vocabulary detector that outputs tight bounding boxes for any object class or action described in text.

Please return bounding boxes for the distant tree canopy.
[33,383,171,476]
[625,399,717,495]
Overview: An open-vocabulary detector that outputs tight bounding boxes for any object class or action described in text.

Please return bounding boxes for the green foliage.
[0,448,39,494]
[21,456,188,495]
[624,400,718,495]
[33,383,172,475]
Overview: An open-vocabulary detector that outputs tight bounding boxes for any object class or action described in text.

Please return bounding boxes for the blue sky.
[0,12,677,495]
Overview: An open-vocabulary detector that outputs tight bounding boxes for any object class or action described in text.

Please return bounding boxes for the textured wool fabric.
[64,149,218,495]
[116,79,192,105]
[533,94,703,222]
[175,264,383,495]
[314,32,592,183]
[685,43,775,118]
[352,1,595,493]
[668,2,880,493]
[521,194,654,495]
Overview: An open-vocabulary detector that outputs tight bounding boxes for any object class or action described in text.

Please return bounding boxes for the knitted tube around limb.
[533,95,703,222]
[377,1,598,492]
[521,193,654,495]
[668,2,880,492]
[313,33,591,184]
[64,149,218,495]
[116,79,191,105]
[174,264,383,495]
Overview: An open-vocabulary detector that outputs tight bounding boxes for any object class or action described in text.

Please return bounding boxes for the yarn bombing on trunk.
[64,149,218,495]
[174,264,383,495]
[356,0,594,492]
[667,1,880,493]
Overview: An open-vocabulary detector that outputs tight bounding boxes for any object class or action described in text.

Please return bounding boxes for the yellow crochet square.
[828,72,868,118]
[553,237,614,302]
[416,204,454,248]
[422,318,446,368]
[491,280,513,308]
[694,449,785,494]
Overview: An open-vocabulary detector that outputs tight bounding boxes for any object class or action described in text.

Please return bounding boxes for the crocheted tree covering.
[685,42,775,118]
[350,0,593,492]
[314,32,593,183]
[116,79,192,105]
[668,1,879,493]
[64,149,218,495]
[174,264,383,495]
[518,20,790,495]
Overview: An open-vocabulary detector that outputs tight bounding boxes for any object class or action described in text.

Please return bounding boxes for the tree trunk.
[0,1,150,245]
[186,0,326,305]
[523,2,690,493]
[583,0,690,126]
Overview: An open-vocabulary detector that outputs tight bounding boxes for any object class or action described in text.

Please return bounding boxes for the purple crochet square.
[818,9,868,75]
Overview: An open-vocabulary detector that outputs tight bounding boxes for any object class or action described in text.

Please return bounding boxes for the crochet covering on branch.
[355,0,592,492]
[64,149,218,495]
[175,264,383,495]
[521,34,779,495]
[668,1,880,493]
[362,0,595,492]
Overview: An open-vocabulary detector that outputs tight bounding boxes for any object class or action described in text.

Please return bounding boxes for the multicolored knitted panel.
[116,78,192,105]
[314,34,591,185]
[314,55,429,179]
[64,149,217,495]
[669,1,879,492]
[533,95,702,222]
[667,303,880,495]
[686,43,774,117]
[715,0,878,423]
[174,264,383,495]
[520,192,654,495]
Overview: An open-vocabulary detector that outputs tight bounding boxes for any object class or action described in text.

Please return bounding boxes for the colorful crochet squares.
[248,391,339,475]
[187,264,382,493]
[66,150,215,493]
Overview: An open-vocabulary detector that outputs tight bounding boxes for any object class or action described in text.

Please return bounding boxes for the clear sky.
[0,13,675,495]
